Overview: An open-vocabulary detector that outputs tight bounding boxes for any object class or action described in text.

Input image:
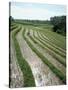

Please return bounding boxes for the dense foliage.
[50,16,66,36]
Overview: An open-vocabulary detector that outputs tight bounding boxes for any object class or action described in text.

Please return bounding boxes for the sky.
[11,2,66,20]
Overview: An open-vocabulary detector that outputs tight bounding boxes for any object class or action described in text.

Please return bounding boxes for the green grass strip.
[12,26,35,87]
[11,24,18,31]
[11,23,16,26]
[32,26,66,53]
[39,31,66,53]
[34,30,66,58]
[34,27,66,50]
[37,30,66,57]
[41,31,66,50]
[32,31,66,67]
[23,29,66,84]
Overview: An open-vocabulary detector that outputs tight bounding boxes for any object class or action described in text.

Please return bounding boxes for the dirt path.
[10,31,24,88]
[16,28,63,86]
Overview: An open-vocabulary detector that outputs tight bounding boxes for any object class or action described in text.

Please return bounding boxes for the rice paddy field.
[9,21,66,87]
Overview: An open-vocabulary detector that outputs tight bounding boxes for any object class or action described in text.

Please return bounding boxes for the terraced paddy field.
[9,22,66,87]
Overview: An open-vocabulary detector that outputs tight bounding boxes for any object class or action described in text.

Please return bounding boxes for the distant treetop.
[9,16,14,21]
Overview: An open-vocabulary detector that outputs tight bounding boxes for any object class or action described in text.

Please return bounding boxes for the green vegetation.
[35,27,66,50]
[38,31,65,53]
[15,15,66,36]
[50,16,66,36]
[23,29,66,84]
[34,30,66,58]
[15,19,51,26]
[12,26,35,87]
[10,15,66,86]
[11,24,18,31]
[33,35,65,66]
[10,15,66,36]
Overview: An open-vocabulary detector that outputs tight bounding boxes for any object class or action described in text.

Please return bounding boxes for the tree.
[9,16,14,22]
[50,16,66,36]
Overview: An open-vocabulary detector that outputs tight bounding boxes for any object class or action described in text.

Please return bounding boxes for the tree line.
[9,15,66,36]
